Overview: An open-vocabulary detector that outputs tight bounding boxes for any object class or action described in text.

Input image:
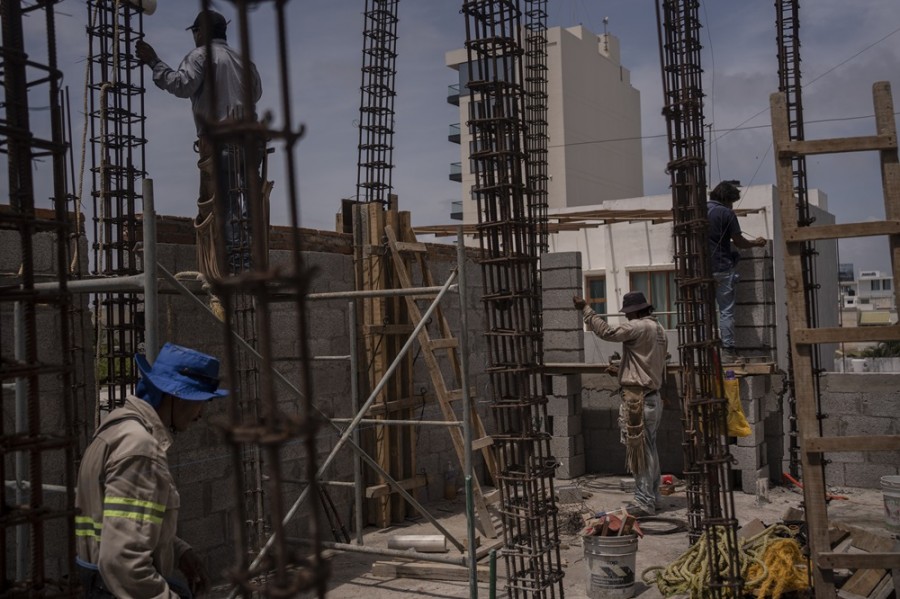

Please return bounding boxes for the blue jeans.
[713,270,739,348]
[634,391,662,510]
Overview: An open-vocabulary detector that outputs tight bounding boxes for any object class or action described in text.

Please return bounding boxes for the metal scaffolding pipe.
[349,300,364,546]
[142,179,159,363]
[291,539,469,567]
[458,227,478,597]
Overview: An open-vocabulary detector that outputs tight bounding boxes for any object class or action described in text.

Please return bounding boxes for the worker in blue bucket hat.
[75,343,228,598]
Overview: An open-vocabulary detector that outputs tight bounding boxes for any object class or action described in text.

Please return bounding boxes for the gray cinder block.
[556,453,586,479]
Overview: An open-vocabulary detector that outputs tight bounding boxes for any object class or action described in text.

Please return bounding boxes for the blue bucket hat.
[135,343,229,403]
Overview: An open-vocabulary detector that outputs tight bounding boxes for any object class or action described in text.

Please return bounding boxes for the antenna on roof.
[603,16,609,52]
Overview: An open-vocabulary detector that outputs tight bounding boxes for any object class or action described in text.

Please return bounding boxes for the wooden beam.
[778,134,896,158]
[793,326,900,345]
[783,221,900,242]
[365,474,428,499]
[817,552,900,570]
[805,435,900,453]
[371,560,503,583]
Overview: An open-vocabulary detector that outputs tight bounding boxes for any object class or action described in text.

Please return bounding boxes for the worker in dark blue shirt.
[707,181,767,364]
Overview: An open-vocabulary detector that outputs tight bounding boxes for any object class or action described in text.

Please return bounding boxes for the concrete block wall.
[1,227,96,580]
[733,244,777,362]
[819,373,900,488]
[542,252,586,479]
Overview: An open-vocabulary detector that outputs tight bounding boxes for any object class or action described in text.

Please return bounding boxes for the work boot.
[722,347,744,365]
[624,501,655,518]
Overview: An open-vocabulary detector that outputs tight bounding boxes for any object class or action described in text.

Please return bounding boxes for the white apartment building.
[446,25,643,222]
[546,184,840,369]
[841,269,896,327]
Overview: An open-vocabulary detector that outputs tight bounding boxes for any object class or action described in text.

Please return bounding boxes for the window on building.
[629,269,678,329]
[884,279,892,291]
[584,275,607,321]
[872,280,881,291]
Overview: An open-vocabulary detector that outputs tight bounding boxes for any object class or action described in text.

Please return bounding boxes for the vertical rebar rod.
[462,1,563,597]
[775,0,822,480]
[1,0,79,594]
[458,227,478,597]
[654,1,742,596]
[356,0,400,206]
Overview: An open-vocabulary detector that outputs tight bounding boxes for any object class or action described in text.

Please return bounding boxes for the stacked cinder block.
[732,374,773,492]
[820,373,900,488]
[734,243,776,362]
[541,252,586,479]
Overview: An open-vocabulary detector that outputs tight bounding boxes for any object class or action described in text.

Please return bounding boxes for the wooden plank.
[840,569,886,597]
[446,387,478,402]
[772,90,836,599]
[805,435,900,453]
[365,474,428,499]
[784,221,900,242]
[384,224,497,538]
[873,81,900,332]
[371,560,501,583]
[471,436,494,450]
[366,393,436,417]
[818,553,900,570]
[393,241,428,253]
[778,134,896,158]
[428,338,459,351]
[794,326,900,345]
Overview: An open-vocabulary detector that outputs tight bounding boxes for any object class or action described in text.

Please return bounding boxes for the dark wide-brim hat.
[621,291,653,314]
[187,9,227,34]
[135,343,228,401]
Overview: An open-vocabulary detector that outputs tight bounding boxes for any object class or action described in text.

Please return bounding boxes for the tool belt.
[77,563,192,599]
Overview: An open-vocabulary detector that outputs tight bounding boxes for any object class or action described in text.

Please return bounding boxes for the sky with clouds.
[12,0,900,276]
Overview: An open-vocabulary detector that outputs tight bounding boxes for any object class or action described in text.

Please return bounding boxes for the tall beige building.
[446,25,643,223]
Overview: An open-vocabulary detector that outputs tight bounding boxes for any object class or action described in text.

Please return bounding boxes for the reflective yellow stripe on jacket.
[75,515,102,538]
[103,496,166,525]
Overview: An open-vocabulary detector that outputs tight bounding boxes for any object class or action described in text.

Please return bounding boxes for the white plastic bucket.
[881,475,900,531]
[584,534,638,599]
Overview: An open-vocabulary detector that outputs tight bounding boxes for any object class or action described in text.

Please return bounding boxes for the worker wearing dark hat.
[75,343,228,598]
[136,10,266,320]
[707,181,767,364]
[573,291,668,517]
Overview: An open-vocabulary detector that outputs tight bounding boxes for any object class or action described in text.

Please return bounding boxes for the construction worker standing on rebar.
[707,181,767,364]
[75,343,228,598]
[573,291,667,517]
[136,10,266,320]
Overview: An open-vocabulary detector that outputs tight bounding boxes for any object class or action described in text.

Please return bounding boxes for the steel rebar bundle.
[356,0,399,206]
[87,0,147,415]
[462,1,563,596]
[198,1,327,596]
[774,0,823,481]
[523,0,549,258]
[654,1,742,596]
[0,0,79,595]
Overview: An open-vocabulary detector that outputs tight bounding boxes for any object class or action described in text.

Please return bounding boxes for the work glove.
[178,549,209,596]
[135,40,159,67]
[573,295,586,310]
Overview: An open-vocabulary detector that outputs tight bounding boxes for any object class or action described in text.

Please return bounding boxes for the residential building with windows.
[546,184,840,369]
[841,269,896,327]
[445,25,643,222]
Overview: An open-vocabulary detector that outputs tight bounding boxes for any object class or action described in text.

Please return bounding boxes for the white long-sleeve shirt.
[151,39,262,135]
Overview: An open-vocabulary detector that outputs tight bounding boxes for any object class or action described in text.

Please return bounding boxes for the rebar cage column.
[198,0,327,596]
[87,0,147,416]
[356,0,399,206]
[462,1,563,597]
[0,0,79,594]
[654,1,742,596]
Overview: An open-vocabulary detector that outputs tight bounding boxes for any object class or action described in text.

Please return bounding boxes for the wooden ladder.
[771,81,900,597]
[384,222,501,538]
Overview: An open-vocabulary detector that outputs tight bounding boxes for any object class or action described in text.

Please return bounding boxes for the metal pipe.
[307,285,457,301]
[331,418,462,427]
[349,299,363,546]
[458,227,478,597]
[290,539,468,567]
[489,549,497,599]
[32,274,146,293]
[14,302,27,579]
[5,480,69,494]
[142,179,158,363]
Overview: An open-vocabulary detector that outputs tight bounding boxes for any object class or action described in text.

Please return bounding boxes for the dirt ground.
[318,474,892,599]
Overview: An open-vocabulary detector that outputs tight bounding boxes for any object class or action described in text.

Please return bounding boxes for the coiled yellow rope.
[642,524,807,598]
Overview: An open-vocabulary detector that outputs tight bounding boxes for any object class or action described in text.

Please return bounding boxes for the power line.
[548,112,900,149]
